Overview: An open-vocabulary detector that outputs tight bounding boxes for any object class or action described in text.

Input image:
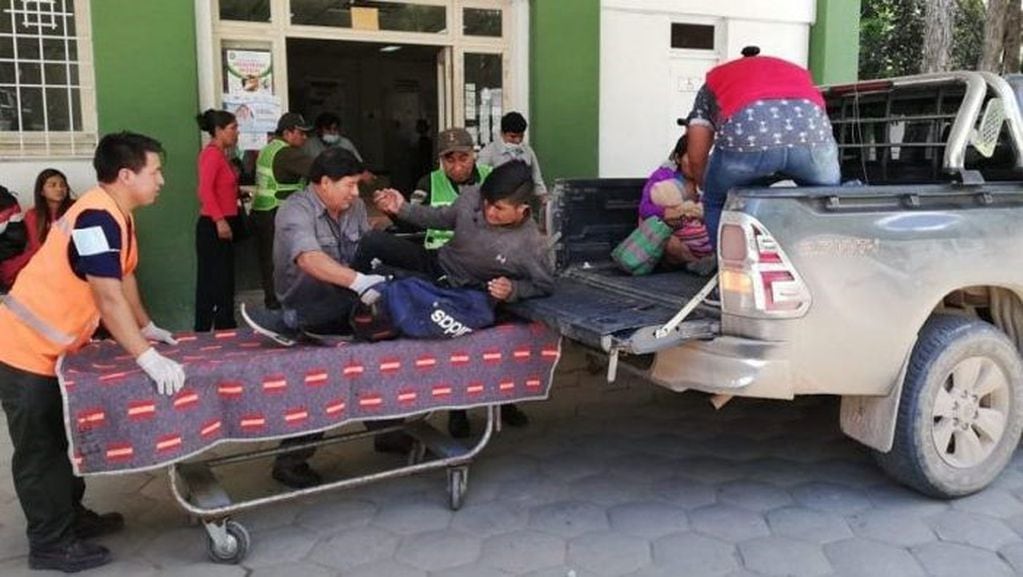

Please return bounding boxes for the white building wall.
[3,159,94,208]
[599,0,817,177]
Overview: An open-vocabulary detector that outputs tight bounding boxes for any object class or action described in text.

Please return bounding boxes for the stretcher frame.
[169,406,499,564]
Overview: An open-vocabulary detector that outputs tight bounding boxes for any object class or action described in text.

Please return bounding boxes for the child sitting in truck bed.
[639,134,714,271]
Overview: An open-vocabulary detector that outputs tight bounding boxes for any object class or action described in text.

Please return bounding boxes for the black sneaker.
[241,303,300,347]
[271,463,322,489]
[501,404,530,428]
[29,540,111,573]
[448,410,471,439]
[74,508,124,540]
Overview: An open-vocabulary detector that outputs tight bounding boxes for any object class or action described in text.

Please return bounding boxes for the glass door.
[458,50,504,147]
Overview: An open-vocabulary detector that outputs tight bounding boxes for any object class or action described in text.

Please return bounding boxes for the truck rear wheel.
[874,314,1023,498]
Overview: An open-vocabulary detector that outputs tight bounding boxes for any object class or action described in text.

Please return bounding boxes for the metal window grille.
[0,0,96,157]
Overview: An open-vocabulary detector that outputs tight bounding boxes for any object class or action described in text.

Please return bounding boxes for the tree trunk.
[1004,0,1022,73]
[922,0,956,72]
[981,0,1009,71]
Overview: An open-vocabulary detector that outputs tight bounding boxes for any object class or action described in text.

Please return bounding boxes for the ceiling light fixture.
[380,45,402,53]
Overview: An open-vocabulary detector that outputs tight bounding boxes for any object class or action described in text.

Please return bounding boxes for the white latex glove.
[141,321,178,345]
[136,348,186,397]
[350,272,386,305]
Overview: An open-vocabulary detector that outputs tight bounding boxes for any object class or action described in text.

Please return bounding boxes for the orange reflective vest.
[0,187,138,376]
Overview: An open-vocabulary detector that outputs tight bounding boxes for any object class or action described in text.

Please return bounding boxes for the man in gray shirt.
[241,147,389,489]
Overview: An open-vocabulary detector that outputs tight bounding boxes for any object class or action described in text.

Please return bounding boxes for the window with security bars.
[0,0,96,156]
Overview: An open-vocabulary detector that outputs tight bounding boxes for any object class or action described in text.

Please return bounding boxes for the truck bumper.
[649,336,795,399]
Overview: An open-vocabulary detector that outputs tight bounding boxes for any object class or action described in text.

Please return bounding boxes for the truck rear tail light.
[718,214,811,317]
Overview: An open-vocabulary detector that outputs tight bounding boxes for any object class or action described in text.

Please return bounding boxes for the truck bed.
[508,179,719,353]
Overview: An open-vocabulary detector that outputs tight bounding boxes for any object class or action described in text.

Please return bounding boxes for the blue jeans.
[702,142,840,248]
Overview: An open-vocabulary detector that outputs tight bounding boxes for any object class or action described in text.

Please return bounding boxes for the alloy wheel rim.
[931,356,1010,469]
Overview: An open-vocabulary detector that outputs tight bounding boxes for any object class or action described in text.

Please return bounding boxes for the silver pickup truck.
[512,71,1023,498]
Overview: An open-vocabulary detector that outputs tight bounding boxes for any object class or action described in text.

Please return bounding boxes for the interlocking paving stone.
[450,500,529,537]
[394,529,482,571]
[372,497,454,535]
[343,559,427,577]
[2,347,1023,576]
[765,507,853,544]
[293,498,377,532]
[912,542,1015,577]
[242,524,318,568]
[248,562,336,577]
[791,482,873,515]
[847,509,936,547]
[689,504,770,542]
[605,453,683,483]
[950,489,1023,519]
[529,501,610,537]
[824,538,925,577]
[428,562,515,577]
[565,475,654,506]
[607,501,689,538]
[718,480,794,512]
[480,530,566,574]
[738,536,832,577]
[926,510,1019,551]
[649,477,717,509]
[307,526,400,572]
[566,531,651,576]
[156,564,247,577]
[998,542,1023,574]
[651,532,738,575]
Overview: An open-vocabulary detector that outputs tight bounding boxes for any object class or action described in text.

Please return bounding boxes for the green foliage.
[860,0,986,79]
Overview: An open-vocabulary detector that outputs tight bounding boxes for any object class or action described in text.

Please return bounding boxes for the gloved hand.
[136,347,186,397]
[350,272,386,305]
[141,321,178,345]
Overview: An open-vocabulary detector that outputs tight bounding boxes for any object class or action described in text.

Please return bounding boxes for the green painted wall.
[810,0,861,84]
[530,0,599,181]
[92,1,200,330]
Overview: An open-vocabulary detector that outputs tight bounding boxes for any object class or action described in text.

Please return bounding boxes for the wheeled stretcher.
[58,322,561,563]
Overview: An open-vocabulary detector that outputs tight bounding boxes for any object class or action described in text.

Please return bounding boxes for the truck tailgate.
[508,266,719,353]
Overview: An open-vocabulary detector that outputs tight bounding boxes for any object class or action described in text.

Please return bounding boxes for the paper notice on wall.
[490,88,503,142]
[224,49,274,96]
[223,93,281,150]
[478,88,492,145]
[464,83,477,120]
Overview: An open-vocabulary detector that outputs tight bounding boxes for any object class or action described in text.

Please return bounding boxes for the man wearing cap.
[410,127,492,250]
[251,112,315,310]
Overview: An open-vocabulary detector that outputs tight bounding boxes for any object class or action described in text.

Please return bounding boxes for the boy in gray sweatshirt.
[357,159,553,302]
[355,160,554,437]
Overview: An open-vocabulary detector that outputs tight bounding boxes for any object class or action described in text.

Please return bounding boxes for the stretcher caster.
[447,467,468,510]
[204,519,250,564]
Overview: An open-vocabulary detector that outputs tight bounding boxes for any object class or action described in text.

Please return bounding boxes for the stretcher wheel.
[447,467,468,510]
[206,520,250,564]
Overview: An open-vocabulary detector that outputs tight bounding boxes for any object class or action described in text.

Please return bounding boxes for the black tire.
[874,314,1023,498]
[448,468,467,511]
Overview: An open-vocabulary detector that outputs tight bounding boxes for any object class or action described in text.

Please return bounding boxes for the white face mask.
[321,134,341,145]
[505,143,524,155]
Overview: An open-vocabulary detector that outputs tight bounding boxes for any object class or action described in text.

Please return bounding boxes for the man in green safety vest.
[251,112,314,309]
[412,128,492,250]
[407,128,530,437]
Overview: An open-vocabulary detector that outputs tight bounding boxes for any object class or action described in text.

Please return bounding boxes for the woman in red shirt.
[194,109,241,331]
[0,169,73,287]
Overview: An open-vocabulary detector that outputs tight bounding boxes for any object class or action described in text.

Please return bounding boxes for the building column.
[809,0,861,84]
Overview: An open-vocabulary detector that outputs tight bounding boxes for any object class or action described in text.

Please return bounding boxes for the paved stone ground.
[3,343,1023,576]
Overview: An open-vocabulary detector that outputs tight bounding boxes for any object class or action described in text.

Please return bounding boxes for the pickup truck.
[511,71,1023,499]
